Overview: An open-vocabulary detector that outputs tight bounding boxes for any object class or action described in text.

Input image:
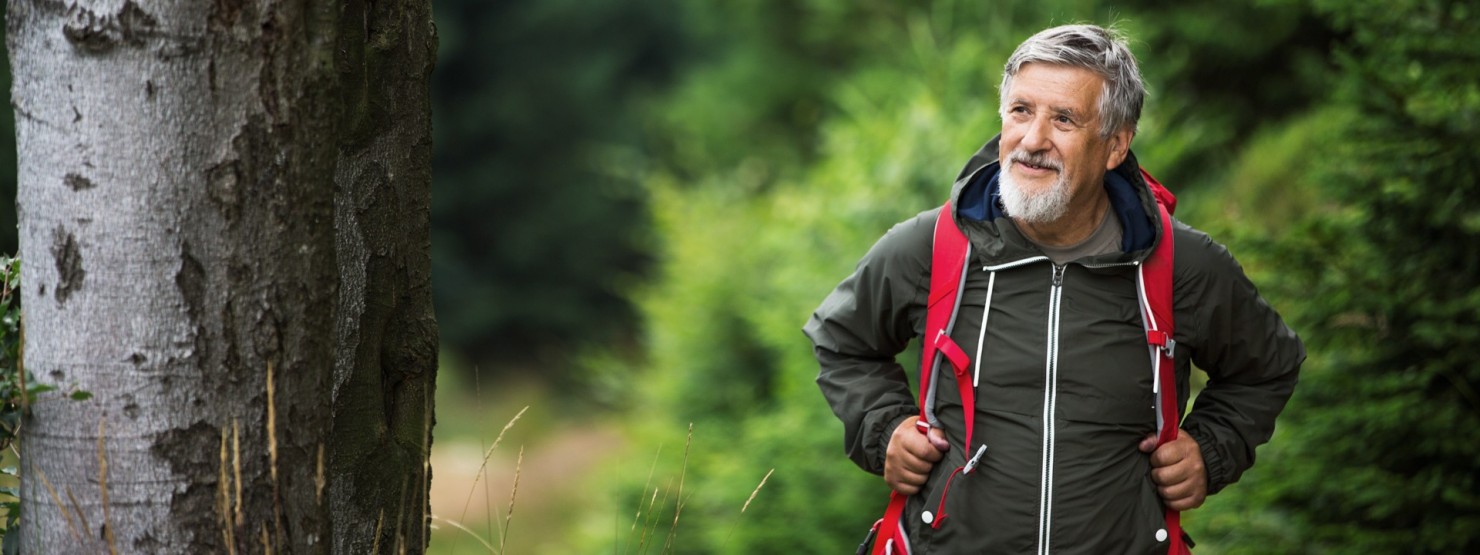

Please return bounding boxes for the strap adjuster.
[1147,330,1176,357]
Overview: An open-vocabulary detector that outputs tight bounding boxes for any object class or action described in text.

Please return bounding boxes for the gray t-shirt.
[1033,205,1123,265]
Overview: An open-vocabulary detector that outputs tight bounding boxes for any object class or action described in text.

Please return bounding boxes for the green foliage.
[1180,1,1480,553]
[0,257,30,451]
[429,0,693,379]
[1112,0,1337,189]
[0,257,18,555]
[1193,1,1480,553]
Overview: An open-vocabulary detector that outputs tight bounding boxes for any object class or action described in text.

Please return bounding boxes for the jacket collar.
[948,135,1163,266]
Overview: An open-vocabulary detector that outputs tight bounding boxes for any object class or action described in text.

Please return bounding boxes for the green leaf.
[69,390,92,401]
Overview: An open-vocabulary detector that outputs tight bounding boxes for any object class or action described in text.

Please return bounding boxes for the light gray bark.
[9,0,356,552]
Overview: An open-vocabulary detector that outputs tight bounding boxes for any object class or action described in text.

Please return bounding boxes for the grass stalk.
[722,468,774,547]
[431,516,498,553]
[97,417,117,555]
[660,424,693,554]
[640,479,672,555]
[218,427,237,554]
[33,466,82,543]
[65,486,92,535]
[460,405,529,526]
[622,445,663,555]
[499,446,524,554]
[476,369,492,547]
[266,362,283,549]
[233,419,243,527]
[372,509,385,554]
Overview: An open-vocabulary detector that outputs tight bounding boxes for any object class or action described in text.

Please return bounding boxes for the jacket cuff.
[1184,426,1231,494]
[869,412,915,475]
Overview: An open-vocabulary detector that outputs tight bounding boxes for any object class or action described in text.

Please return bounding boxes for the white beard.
[998,161,1071,224]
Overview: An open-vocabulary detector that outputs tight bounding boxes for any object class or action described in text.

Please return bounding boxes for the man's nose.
[1019,116,1051,152]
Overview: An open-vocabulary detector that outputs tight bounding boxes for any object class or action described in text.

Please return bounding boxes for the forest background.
[2,0,1476,553]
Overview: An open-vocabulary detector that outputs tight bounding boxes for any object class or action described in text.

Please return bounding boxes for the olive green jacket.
[805,139,1305,554]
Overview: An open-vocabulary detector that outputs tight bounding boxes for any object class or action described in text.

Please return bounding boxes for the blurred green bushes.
[582,0,1480,554]
[428,0,691,377]
[1191,1,1480,552]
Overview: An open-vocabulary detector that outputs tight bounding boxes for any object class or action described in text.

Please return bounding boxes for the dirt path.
[428,424,624,553]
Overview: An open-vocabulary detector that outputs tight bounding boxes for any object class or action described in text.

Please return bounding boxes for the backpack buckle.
[1147,330,1176,358]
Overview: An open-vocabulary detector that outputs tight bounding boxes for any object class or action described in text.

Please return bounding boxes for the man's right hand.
[884,416,950,495]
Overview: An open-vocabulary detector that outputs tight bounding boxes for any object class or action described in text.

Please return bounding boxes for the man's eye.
[1055,115,1073,124]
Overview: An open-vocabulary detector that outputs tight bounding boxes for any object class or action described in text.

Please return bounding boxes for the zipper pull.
[1052,264,1066,287]
[963,444,989,473]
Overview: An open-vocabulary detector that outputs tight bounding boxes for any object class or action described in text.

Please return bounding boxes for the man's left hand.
[1138,429,1207,511]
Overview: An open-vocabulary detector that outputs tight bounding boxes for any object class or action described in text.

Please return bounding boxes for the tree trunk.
[327,0,438,552]
[8,1,436,552]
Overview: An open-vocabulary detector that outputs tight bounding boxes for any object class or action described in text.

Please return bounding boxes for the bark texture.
[7,0,435,552]
[327,0,438,552]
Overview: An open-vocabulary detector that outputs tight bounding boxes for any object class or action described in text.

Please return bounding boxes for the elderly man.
[805,24,1304,553]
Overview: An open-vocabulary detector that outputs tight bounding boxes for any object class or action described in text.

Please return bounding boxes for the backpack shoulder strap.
[1138,167,1193,555]
[917,201,972,419]
[868,201,974,555]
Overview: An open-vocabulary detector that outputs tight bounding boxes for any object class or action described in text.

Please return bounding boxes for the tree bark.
[8,1,436,552]
[327,0,438,553]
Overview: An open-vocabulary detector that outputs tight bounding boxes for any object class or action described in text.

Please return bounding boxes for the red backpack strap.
[919,201,975,457]
[915,201,972,412]
[1139,167,1191,555]
[1141,168,1177,216]
[869,201,974,555]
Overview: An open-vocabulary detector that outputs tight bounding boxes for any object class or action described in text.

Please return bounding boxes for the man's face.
[998,63,1131,223]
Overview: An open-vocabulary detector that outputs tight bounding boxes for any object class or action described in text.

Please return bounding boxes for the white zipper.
[1037,264,1066,555]
[984,255,1050,273]
[973,270,998,388]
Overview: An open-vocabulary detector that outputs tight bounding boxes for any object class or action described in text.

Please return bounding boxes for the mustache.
[1007,150,1062,171]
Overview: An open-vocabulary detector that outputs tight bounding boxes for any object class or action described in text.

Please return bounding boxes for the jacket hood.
[947,135,1164,266]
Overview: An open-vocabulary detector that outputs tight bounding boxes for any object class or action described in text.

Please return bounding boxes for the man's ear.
[1104,129,1134,170]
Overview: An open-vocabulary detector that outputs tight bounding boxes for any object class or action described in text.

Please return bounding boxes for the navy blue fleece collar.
[957,164,1156,253]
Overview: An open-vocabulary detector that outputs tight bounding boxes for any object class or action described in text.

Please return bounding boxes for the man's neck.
[1013,190,1111,247]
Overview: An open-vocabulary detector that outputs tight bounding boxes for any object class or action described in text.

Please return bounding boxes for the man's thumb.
[1137,434,1158,453]
[927,428,950,452]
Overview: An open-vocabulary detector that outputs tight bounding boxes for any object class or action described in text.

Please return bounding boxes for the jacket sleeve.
[1173,224,1306,494]
[804,210,935,475]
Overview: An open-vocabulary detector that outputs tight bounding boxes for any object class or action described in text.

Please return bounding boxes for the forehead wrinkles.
[1004,65,1104,121]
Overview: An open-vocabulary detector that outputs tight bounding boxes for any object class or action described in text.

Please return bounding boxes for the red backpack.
[859,168,1190,555]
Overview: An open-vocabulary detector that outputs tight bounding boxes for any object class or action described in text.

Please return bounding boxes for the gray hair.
[999,24,1146,137]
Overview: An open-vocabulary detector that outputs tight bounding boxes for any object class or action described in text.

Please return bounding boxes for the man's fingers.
[897,452,938,475]
[903,434,946,463]
[1149,442,1184,467]
[890,471,927,496]
[1157,479,1196,500]
[1150,463,1191,487]
[1143,429,1208,510]
[884,417,946,495]
[1137,433,1158,454]
[1149,429,1200,467]
[915,442,946,462]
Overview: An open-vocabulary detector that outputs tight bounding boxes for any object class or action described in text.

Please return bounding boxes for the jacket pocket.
[909,444,974,552]
[1140,472,1172,555]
